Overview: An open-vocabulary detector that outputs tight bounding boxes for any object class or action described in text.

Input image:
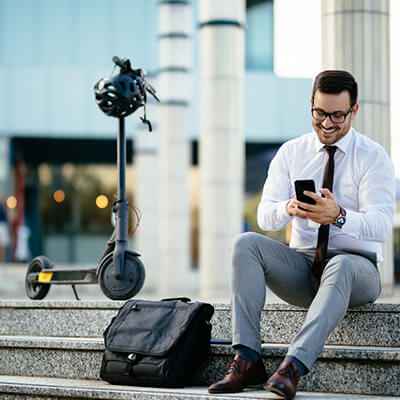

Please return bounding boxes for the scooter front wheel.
[98,251,145,300]
[25,256,53,300]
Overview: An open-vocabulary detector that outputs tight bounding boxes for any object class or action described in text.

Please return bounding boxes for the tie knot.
[324,145,337,156]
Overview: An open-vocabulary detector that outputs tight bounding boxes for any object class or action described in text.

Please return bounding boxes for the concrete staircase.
[0,299,399,399]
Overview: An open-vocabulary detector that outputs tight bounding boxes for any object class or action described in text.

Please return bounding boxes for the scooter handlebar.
[112,56,160,103]
[112,56,131,73]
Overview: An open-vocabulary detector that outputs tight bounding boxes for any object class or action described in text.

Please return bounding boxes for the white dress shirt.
[257,128,396,263]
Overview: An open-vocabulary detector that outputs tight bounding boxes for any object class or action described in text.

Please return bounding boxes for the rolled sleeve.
[257,144,294,232]
[257,199,293,231]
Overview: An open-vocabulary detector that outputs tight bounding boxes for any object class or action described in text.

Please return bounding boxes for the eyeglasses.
[311,106,353,124]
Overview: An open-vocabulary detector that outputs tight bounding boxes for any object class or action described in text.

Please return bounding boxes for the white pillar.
[198,0,246,298]
[134,94,159,293]
[157,0,192,296]
[0,137,11,195]
[322,0,393,295]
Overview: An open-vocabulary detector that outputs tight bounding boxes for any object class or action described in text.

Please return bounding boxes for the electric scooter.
[25,56,159,300]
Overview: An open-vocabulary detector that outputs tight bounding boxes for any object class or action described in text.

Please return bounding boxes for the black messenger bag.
[100,297,214,387]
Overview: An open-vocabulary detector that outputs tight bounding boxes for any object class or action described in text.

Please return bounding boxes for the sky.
[274,0,400,176]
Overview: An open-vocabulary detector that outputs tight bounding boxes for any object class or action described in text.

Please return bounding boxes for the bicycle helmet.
[94,73,144,118]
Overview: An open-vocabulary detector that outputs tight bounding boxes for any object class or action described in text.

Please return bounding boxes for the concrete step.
[1,300,400,347]
[0,337,399,396]
[0,300,122,338]
[1,375,399,400]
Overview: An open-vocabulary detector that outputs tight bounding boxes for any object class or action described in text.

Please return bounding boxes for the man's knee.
[322,255,355,287]
[232,232,265,267]
[233,231,262,249]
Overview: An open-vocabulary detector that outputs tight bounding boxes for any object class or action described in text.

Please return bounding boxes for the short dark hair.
[312,70,358,107]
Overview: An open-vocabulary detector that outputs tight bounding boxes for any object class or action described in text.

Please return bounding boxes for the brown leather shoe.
[208,355,268,393]
[264,359,300,400]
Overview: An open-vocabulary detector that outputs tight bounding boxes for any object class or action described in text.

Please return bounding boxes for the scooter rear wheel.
[25,256,52,300]
[98,251,145,300]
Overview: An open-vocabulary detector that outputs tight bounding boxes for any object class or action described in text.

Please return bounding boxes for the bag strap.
[160,297,191,302]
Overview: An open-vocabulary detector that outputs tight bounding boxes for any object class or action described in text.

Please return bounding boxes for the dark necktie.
[311,145,337,278]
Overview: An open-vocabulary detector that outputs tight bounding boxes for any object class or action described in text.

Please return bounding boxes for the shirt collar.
[314,127,354,154]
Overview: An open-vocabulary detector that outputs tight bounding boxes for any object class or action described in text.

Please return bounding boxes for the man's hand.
[287,189,340,225]
[286,197,300,217]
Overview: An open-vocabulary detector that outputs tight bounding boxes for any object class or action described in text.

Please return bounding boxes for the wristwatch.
[333,206,346,229]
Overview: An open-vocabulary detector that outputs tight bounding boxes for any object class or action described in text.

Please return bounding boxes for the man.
[208,70,396,399]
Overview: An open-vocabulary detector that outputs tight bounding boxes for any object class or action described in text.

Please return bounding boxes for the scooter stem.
[118,117,126,202]
[113,117,128,279]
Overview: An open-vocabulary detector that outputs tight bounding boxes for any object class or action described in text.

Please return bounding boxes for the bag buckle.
[124,353,137,376]
[127,353,137,363]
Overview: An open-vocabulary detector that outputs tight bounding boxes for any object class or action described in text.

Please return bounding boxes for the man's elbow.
[383,224,394,242]
[379,217,394,243]
[256,206,267,231]
[257,215,267,231]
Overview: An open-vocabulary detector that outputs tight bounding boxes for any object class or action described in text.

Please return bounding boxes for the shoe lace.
[227,359,240,375]
[279,363,297,380]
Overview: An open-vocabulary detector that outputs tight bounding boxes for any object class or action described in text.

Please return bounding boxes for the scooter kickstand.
[71,285,80,301]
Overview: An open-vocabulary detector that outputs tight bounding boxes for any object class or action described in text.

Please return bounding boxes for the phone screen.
[294,180,316,206]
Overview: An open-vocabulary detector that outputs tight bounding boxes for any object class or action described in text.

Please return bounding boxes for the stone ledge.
[0,299,125,309]
[1,336,400,362]
[211,304,400,346]
[0,335,104,350]
[1,341,399,395]
[0,375,398,400]
[1,301,400,347]
[1,300,400,312]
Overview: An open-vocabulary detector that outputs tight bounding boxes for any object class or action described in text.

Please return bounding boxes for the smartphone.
[294,179,316,209]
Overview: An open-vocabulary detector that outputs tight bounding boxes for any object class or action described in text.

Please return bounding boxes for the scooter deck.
[27,267,98,285]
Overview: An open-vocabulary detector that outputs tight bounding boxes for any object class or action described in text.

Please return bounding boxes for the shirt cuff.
[340,208,362,236]
[279,200,294,223]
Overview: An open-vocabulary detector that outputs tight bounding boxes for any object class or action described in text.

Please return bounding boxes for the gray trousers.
[231,232,381,370]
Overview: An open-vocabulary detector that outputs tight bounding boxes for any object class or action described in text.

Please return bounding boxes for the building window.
[246,0,274,71]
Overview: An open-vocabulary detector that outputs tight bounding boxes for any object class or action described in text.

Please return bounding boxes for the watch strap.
[333,206,346,228]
